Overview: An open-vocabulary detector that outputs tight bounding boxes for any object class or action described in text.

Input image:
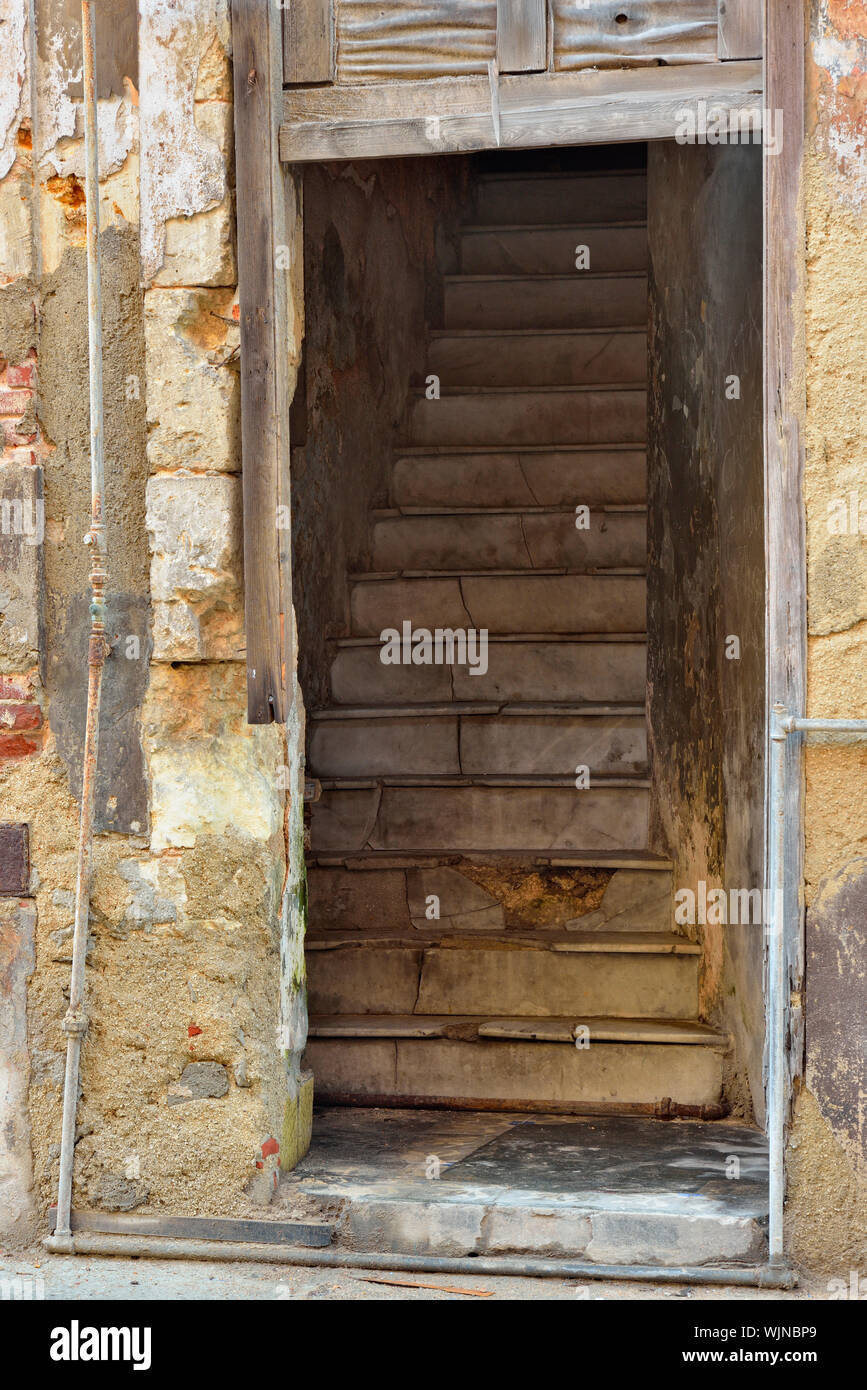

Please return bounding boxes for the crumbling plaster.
[0,0,304,1245]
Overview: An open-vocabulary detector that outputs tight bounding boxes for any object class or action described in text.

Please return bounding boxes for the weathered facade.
[0,0,865,1278]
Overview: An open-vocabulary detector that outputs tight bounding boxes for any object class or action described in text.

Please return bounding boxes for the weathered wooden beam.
[283,0,335,85]
[763,0,806,1090]
[232,0,295,723]
[718,0,762,60]
[280,60,763,162]
[497,0,547,73]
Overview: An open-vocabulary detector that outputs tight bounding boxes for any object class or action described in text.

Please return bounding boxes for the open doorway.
[282,140,767,1262]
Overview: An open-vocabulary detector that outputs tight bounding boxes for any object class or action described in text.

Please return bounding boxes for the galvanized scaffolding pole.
[53,0,108,1245]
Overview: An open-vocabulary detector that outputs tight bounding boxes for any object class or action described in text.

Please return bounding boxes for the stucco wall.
[0,0,303,1245]
[785,0,867,1273]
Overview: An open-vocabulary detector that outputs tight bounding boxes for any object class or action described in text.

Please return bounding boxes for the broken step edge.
[305,931,699,955]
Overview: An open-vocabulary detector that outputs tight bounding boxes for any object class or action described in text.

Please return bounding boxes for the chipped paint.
[138,0,230,282]
[0,0,28,180]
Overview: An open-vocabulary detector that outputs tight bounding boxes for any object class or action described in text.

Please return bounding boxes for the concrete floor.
[277,1107,770,1265]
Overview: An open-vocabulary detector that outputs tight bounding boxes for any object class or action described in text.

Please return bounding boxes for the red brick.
[5,364,35,389]
[0,702,41,731]
[0,389,31,417]
[0,733,40,760]
[0,675,34,700]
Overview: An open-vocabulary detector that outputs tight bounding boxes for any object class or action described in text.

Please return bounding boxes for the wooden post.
[232,0,295,723]
[763,0,806,1090]
[718,0,762,59]
[497,0,547,73]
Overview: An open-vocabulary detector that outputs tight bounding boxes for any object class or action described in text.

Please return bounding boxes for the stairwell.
[303,161,729,1115]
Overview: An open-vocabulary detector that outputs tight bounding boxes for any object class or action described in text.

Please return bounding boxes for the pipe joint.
[61,1008,88,1040]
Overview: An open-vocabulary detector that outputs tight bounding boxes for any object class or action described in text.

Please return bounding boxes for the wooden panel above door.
[284,0,337,85]
[552,1,718,70]
[335,1,497,82]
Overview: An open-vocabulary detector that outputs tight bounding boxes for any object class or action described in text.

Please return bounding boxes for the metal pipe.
[54,0,108,1246]
[785,717,867,734]
[42,1233,798,1289]
[766,703,788,1264]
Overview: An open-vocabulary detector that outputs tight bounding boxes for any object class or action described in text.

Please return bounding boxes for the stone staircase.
[303,164,728,1113]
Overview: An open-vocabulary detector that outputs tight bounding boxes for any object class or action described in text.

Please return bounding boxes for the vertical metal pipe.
[54,0,108,1243]
[766,703,788,1264]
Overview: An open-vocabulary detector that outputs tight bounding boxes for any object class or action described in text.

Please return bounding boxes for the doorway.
[282,139,768,1261]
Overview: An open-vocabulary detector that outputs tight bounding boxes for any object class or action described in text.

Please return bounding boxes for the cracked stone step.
[329,637,646,705]
[459,223,648,276]
[391,449,646,509]
[308,709,647,778]
[350,573,646,636]
[307,937,699,1018]
[308,781,650,853]
[371,510,646,571]
[306,859,673,935]
[304,1030,723,1108]
[426,328,646,386]
[473,171,647,225]
[443,274,647,331]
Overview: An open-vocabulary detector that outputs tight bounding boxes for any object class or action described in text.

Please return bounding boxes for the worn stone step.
[407,385,646,448]
[330,637,646,706]
[308,780,649,853]
[308,708,647,778]
[426,328,646,387]
[391,449,646,509]
[371,510,646,571]
[474,171,647,225]
[306,858,673,935]
[280,1110,767,1263]
[307,936,698,1018]
[305,1031,723,1108]
[460,224,647,276]
[443,273,647,331]
[350,573,646,636]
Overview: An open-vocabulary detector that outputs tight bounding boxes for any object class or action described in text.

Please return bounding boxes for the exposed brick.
[0,389,31,417]
[0,675,34,701]
[0,733,40,760]
[4,364,35,389]
[0,702,41,731]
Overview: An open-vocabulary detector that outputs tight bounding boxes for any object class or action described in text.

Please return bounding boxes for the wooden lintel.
[279,60,763,163]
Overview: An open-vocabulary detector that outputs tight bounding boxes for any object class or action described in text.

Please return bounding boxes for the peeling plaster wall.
[786,0,867,1273]
[646,142,765,1120]
[0,0,302,1245]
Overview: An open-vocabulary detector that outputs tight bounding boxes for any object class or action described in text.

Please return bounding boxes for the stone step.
[349,573,646,636]
[407,385,646,449]
[308,780,650,854]
[307,933,699,1019]
[330,636,646,706]
[306,857,673,935]
[427,328,646,387]
[460,223,647,276]
[371,510,646,571]
[308,707,647,778]
[305,1025,724,1109]
[278,1110,768,1263]
[473,171,647,225]
[391,448,646,509]
[443,273,647,331]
